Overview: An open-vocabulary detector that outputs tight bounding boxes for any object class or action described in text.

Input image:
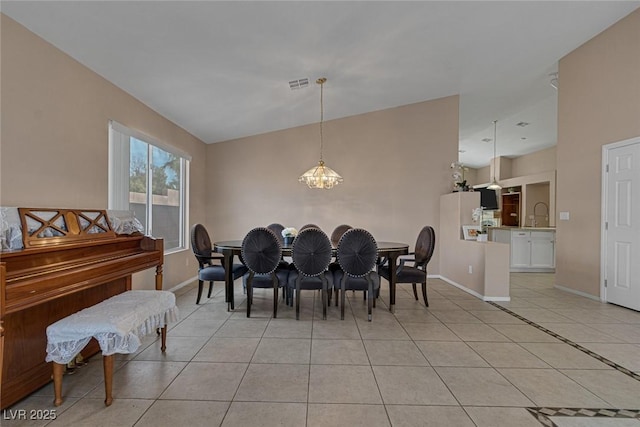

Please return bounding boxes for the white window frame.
[108,120,191,254]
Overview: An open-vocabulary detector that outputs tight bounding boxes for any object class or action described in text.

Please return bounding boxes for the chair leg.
[367,277,374,321]
[335,288,339,306]
[340,278,347,320]
[412,283,418,300]
[295,276,302,320]
[421,282,429,307]
[321,275,328,320]
[196,279,204,304]
[272,275,279,318]
[246,273,254,318]
[207,281,214,298]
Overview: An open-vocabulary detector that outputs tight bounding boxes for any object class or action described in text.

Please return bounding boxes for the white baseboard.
[166,276,198,293]
[554,284,600,301]
[435,275,510,302]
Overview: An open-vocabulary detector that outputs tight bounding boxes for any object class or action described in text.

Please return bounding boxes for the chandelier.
[487,120,502,190]
[299,77,343,189]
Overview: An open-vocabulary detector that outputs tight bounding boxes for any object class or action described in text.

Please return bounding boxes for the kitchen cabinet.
[510,229,555,272]
[530,232,555,268]
[511,230,531,268]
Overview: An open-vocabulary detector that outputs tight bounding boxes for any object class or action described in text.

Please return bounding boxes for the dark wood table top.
[214,240,409,254]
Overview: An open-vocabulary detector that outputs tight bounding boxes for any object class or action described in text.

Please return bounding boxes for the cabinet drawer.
[531,231,554,240]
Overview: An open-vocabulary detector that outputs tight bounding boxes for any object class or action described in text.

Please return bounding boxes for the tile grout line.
[487,302,640,382]
[488,301,640,426]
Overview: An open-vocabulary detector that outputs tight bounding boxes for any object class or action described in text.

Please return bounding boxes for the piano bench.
[45,290,179,407]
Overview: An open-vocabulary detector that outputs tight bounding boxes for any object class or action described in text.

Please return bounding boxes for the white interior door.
[603,138,640,311]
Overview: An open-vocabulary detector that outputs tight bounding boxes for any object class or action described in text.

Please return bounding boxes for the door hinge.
[606,164,609,173]
[604,279,608,288]
[605,222,608,230]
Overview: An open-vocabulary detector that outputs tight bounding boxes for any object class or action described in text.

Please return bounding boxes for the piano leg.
[103,355,114,406]
[53,362,65,406]
[155,265,164,291]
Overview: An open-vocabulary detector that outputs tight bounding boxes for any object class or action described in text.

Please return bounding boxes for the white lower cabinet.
[510,230,555,271]
[511,231,531,268]
[530,232,555,268]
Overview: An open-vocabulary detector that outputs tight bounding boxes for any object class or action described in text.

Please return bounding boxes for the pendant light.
[487,120,502,190]
[299,77,343,189]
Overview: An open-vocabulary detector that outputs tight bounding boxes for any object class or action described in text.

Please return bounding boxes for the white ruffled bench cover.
[46,290,179,364]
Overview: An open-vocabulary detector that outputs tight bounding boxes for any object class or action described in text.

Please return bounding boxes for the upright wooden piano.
[0,208,163,409]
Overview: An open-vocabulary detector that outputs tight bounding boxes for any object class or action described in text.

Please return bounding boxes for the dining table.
[213,240,409,313]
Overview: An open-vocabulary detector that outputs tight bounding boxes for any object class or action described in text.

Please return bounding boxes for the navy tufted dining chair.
[287,227,333,320]
[378,225,435,307]
[299,223,321,231]
[334,228,380,321]
[191,224,248,304]
[241,227,288,318]
[266,223,286,245]
[330,224,353,247]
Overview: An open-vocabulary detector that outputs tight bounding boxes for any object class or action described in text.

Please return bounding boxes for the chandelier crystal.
[299,77,343,189]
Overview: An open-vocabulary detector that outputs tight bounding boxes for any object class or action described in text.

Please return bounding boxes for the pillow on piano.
[107,210,144,235]
[0,206,23,250]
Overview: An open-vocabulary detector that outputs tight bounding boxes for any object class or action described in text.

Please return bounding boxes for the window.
[109,121,190,253]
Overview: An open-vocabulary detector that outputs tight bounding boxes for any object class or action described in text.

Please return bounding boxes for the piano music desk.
[45,290,178,406]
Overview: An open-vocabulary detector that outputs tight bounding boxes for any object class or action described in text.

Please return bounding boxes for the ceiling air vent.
[516,122,530,127]
[289,78,309,90]
[481,138,492,143]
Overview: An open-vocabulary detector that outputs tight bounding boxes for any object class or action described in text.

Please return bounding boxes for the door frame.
[600,136,640,303]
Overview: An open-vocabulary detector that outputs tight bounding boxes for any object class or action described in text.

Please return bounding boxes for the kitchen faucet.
[532,202,549,227]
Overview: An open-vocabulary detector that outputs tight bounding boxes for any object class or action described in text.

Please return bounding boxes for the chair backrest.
[337,228,378,277]
[291,227,332,277]
[191,224,212,266]
[266,223,285,244]
[330,224,353,247]
[300,223,320,232]
[241,227,282,274]
[414,225,436,266]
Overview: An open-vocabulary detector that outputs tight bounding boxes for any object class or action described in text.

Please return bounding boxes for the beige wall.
[206,96,460,274]
[557,9,640,296]
[472,165,491,186]
[438,192,510,298]
[0,15,207,289]
[470,147,556,187]
[511,147,556,178]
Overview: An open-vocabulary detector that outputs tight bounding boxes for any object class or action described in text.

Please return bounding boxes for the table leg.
[222,249,234,311]
[53,362,64,407]
[103,354,114,406]
[388,255,398,313]
[161,326,167,352]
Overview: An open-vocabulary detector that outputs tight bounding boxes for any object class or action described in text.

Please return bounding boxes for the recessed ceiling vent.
[516,122,530,127]
[289,78,309,90]
[481,138,492,143]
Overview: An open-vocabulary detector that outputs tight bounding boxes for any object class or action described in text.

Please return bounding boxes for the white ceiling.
[2,1,639,168]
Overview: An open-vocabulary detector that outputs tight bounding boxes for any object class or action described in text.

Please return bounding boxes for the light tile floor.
[4,273,640,426]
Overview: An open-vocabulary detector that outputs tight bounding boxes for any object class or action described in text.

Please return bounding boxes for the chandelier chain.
[319,79,324,162]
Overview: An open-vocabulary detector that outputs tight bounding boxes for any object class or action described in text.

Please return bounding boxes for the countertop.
[488,226,556,231]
